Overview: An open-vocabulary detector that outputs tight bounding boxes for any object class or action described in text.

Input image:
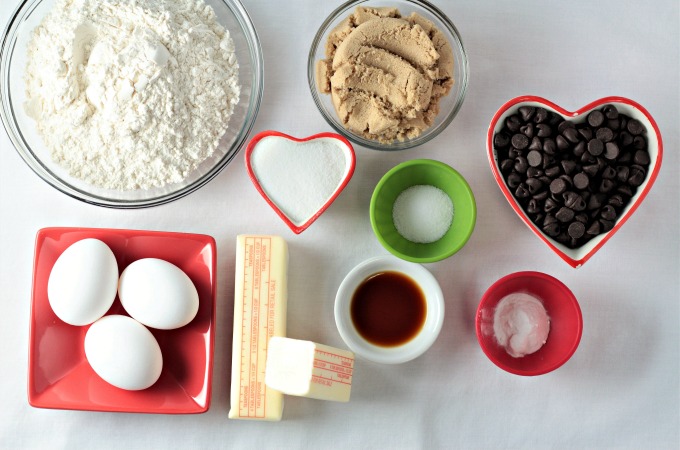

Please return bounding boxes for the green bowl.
[370,159,476,263]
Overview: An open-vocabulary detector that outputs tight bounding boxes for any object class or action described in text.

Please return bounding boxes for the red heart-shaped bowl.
[487,96,662,268]
[245,131,356,234]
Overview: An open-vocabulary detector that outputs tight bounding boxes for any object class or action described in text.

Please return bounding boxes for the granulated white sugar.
[392,185,454,243]
[250,137,350,225]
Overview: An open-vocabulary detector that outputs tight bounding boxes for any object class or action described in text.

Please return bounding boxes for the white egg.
[84,315,163,390]
[118,258,199,330]
[47,238,118,326]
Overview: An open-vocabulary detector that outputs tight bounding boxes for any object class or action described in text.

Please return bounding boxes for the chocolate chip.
[534,107,549,123]
[520,124,535,138]
[544,198,559,213]
[602,166,616,180]
[527,199,541,214]
[575,213,589,224]
[563,191,586,211]
[533,190,549,201]
[506,115,522,132]
[494,133,510,149]
[607,118,621,131]
[578,127,593,141]
[514,156,529,173]
[616,165,630,183]
[512,134,530,150]
[603,104,619,120]
[543,214,558,226]
[608,194,624,208]
[527,167,543,178]
[617,184,633,198]
[596,127,614,142]
[563,127,580,143]
[573,172,589,190]
[556,207,575,223]
[628,166,646,186]
[633,136,646,150]
[634,150,650,165]
[618,151,633,164]
[561,159,577,175]
[568,221,586,239]
[550,178,568,195]
[515,183,530,198]
[519,106,536,122]
[500,159,514,174]
[627,118,645,135]
[556,135,569,151]
[526,177,544,194]
[532,213,545,225]
[527,150,543,167]
[543,223,560,237]
[542,154,556,170]
[574,141,587,158]
[600,219,615,232]
[539,175,552,186]
[507,172,522,188]
[583,164,599,177]
[508,148,521,159]
[604,142,620,160]
[557,120,574,134]
[545,166,561,178]
[543,138,557,155]
[618,131,633,147]
[588,193,606,210]
[600,179,616,193]
[581,151,597,164]
[536,123,552,137]
[587,139,604,156]
[600,205,617,221]
[529,137,543,152]
[586,221,601,235]
[587,110,605,127]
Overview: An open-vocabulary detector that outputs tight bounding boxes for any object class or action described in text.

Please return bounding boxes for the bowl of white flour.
[0,0,263,207]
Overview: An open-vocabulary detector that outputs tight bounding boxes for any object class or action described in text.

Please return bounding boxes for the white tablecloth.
[1,1,678,448]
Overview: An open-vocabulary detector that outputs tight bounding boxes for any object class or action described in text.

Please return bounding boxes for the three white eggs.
[47,238,199,391]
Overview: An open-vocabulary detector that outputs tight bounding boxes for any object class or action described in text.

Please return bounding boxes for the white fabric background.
[1,1,678,448]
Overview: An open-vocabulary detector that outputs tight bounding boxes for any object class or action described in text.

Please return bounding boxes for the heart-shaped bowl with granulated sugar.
[487,96,662,268]
[245,131,356,234]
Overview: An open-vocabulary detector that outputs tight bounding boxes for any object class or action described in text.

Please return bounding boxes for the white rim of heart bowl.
[334,256,445,364]
[487,96,663,268]
[244,130,356,234]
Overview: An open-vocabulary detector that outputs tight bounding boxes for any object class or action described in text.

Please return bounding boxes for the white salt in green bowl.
[370,159,476,263]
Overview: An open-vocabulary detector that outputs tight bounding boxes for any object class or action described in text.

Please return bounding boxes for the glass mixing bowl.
[0,0,263,208]
[308,0,469,151]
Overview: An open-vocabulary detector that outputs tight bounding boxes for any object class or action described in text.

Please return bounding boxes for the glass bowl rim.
[306,0,469,151]
[0,0,264,208]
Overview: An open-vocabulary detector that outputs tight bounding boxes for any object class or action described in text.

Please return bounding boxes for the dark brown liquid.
[350,271,426,347]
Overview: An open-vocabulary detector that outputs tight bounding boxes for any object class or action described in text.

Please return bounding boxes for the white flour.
[24,0,240,190]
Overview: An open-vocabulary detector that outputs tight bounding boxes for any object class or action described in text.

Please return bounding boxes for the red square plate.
[28,227,217,414]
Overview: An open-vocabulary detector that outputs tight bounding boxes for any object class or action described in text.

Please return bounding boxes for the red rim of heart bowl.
[487,96,663,268]
[245,130,356,234]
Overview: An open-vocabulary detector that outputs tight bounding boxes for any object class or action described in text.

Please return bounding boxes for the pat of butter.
[265,337,354,402]
[228,235,287,421]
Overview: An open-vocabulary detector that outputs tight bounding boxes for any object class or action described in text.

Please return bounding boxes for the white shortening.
[265,337,354,402]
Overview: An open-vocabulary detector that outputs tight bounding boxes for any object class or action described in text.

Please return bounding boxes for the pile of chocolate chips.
[494,104,651,249]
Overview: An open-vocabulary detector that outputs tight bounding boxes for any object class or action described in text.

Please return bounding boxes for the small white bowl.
[334,256,444,364]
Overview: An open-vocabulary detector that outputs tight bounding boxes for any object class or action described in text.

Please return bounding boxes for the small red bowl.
[475,271,582,376]
[28,227,216,413]
[487,96,662,268]
[245,131,356,234]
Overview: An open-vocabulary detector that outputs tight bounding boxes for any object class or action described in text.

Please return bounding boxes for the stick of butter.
[229,235,287,421]
[265,337,354,402]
